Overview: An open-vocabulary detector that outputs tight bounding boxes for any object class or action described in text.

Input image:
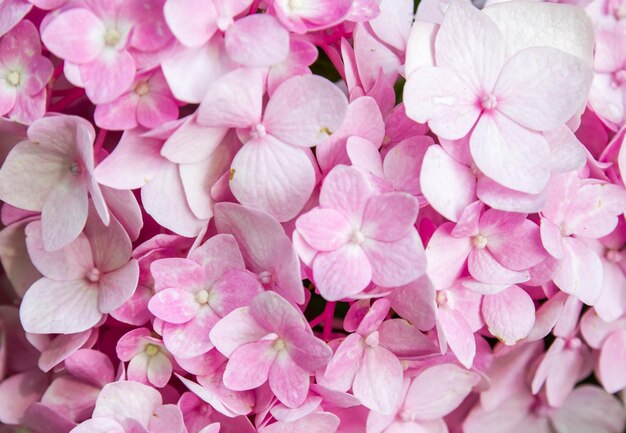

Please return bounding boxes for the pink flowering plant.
[1,0,626,432]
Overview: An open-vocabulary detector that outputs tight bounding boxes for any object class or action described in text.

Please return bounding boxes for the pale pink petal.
[148,404,186,433]
[482,285,535,345]
[136,92,179,129]
[420,145,476,222]
[162,307,221,358]
[142,162,208,237]
[470,112,551,194]
[313,244,372,301]
[226,14,289,67]
[263,413,340,433]
[161,116,228,164]
[551,385,626,433]
[40,176,88,251]
[208,270,262,316]
[264,75,348,147]
[495,47,592,132]
[84,211,133,273]
[94,131,165,190]
[362,230,426,288]
[147,353,173,388]
[148,288,199,324]
[197,67,265,128]
[268,352,310,408]
[223,340,277,390]
[20,278,101,334]
[404,363,479,420]
[388,276,437,332]
[361,193,418,242]
[425,223,472,290]
[404,66,480,140]
[296,208,351,251]
[97,259,139,313]
[93,381,162,425]
[598,330,626,393]
[378,319,438,357]
[38,331,92,373]
[434,0,504,91]
[249,291,306,334]
[346,136,384,178]
[163,0,217,47]
[553,237,603,305]
[438,307,475,368]
[209,307,266,357]
[41,8,105,63]
[80,50,136,104]
[487,220,546,270]
[352,346,403,415]
[65,349,114,387]
[319,165,375,221]
[25,221,93,280]
[94,93,139,130]
[468,248,529,285]
[540,218,565,260]
[323,333,364,392]
[229,136,315,222]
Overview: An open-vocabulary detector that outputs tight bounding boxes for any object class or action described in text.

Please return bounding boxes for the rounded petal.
[42,8,105,63]
[225,14,289,67]
[312,245,372,301]
[352,346,403,415]
[482,285,535,345]
[229,136,315,222]
[148,288,199,324]
[223,340,277,391]
[264,75,348,147]
[296,208,351,252]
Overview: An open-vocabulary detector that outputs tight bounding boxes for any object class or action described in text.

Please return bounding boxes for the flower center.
[273,338,286,351]
[472,234,487,249]
[480,93,497,111]
[252,123,266,138]
[289,0,304,9]
[216,16,234,31]
[135,81,150,96]
[85,267,101,283]
[104,28,122,47]
[259,271,273,285]
[145,344,160,356]
[436,290,448,306]
[349,230,365,244]
[566,337,581,350]
[6,71,20,87]
[612,69,626,87]
[606,249,623,263]
[69,162,82,176]
[195,289,210,305]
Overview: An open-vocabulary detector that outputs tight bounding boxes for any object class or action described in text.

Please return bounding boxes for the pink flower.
[210,291,332,408]
[94,69,179,131]
[19,211,139,334]
[70,381,186,433]
[198,68,348,221]
[540,173,626,304]
[0,115,110,251]
[42,0,172,103]
[367,363,479,433]
[148,234,262,358]
[0,20,53,124]
[295,165,425,300]
[404,0,593,193]
[116,328,174,388]
[322,299,404,414]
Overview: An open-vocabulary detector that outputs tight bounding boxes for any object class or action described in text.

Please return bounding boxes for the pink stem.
[49,88,85,112]
[322,302,336,340]
[94,128,107,153]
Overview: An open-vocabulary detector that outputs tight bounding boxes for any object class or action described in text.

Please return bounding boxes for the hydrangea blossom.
[0,0,625,432]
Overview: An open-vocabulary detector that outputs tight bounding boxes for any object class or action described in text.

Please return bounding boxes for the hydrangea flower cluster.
[1,0,626,432]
